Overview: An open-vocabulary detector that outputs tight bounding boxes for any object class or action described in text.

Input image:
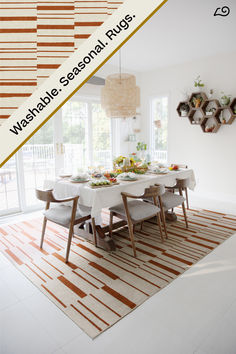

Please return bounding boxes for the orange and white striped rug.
[0,208,236,338]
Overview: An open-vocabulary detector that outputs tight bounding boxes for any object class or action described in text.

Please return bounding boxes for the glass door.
[0,95,113,217]
[58,97,113,174]
[19,119,55,211]
[0,155,20,216]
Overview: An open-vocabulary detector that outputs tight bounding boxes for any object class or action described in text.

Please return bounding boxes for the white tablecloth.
[44,169,196,223]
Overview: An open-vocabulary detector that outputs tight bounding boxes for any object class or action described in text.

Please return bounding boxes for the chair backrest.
[171,164,188,168]
[36,189,58,203]
[143,184,165,198]
[175,178,190,189]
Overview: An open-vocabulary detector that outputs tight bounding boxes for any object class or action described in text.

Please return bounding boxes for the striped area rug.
[0,208,236,338]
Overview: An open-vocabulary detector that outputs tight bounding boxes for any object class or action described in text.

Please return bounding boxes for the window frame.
[149,94,169,163]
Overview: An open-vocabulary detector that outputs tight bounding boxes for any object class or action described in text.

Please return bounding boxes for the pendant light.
[101,51,140,118]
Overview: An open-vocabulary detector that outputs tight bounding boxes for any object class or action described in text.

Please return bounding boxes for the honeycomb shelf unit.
[188,108,204,125]
[177,92,236,133]
[230,98,236,116]
[215,106,235,125]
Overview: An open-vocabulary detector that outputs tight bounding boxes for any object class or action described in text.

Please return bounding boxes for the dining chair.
[166,177,190,209]
[109,186,165,258]
[154,183,188,228]
[36,189,92,263]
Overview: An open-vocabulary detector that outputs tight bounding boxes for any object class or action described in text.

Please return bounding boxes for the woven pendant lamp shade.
[101,73,140,118]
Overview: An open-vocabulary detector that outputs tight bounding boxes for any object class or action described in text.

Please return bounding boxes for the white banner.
[0,0,167,167]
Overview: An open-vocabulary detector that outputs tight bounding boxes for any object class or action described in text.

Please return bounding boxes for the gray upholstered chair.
[109,186,165,257]
[36,189,92,263]
[155,183,188,228]
[166,177,190,209]
[143,183,188,232]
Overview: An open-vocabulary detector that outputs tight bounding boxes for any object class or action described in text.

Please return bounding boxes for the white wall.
[139,52,236,204]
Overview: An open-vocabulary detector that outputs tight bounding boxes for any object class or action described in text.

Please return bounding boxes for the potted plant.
[180,103,189,117]
[194,75,204,90]
[136,141,147,160]
[220,92,231,106]
[206,107,216,116]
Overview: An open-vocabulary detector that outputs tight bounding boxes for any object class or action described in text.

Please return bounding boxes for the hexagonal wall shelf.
[189,92,208,109]
[230,98,236,116]
[176,101,191,117]
[200,116,221,133]
[202,99,220,117]
[188,108,204,125]
[215,107,235,125]
[177,92,236,133]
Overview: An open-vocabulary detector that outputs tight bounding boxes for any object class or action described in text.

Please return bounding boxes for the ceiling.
[108,0,236,72]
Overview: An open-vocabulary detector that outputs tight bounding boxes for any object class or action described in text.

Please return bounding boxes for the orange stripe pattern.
[0,0,123,125]
[2,207,233,338]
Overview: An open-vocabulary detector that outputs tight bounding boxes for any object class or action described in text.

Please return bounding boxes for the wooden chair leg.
[157,213,164,242]
[40,217,47,248]
[65,198,78,263]
[127,220,136,257]
[65,224,74,263]
[91,217,98,247]
[158,197,168,239]
[140,221,144,230]
[185,188,189,209]
[160,208,168,239]
[182,202,189,228]
[109,212,113,238]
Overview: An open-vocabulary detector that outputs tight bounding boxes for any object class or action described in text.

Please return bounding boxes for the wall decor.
[177,91,236,133]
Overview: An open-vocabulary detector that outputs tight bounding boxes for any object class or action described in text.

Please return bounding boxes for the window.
[21,119,55,207]
[0,155,20,215]
[0,96,112,217]
[62,98,112,171]
[150,96,168,163]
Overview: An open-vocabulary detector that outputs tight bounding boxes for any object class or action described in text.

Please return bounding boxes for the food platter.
[90,182,119,189]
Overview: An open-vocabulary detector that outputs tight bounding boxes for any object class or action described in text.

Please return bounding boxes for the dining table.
[44,168,196,251]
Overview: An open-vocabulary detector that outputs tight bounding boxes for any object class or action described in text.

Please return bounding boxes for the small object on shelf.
[222,117,227,124]
[176,101,190,117]
[179,103,190,116]
[189,92,207,108]
[209,89,214,98]
[206,107,216,116]
[193,97,202,108]
[220,92,231,106]
[205,125,215,133]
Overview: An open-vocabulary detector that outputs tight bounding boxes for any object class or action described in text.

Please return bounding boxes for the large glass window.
[22,119,55,207]
[62,99,112,172]
[0,156,20,215]
[92,102,112,168]
[151,96,168,163]
[0,96,112,217]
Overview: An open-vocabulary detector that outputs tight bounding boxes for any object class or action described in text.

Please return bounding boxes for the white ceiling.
[108,0,236,72]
